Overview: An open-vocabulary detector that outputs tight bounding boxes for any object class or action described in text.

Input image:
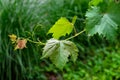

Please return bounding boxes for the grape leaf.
[85,2,120,40]
[42,39,78,69]
[62,40,78,62]
[86,7,102,33]
[107,2,120,25]
[41,39,59,58]
[48,17,73,39]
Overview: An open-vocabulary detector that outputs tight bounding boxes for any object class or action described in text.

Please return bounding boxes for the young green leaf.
[72,16,77,24]
[48,17,74,39]
[86,2,120,41]
[42,39,78,69]
[89,0,103,6]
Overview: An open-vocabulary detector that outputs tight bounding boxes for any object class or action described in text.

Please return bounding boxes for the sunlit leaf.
[89,0,103,6]
[48,17,73,39]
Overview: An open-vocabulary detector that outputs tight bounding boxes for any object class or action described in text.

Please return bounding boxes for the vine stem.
[66,29,86,40]
[27,39,45,45]
[27,29,86,45]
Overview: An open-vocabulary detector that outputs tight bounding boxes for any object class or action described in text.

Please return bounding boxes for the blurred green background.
[0,0,120,80]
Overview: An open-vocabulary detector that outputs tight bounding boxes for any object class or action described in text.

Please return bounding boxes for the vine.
[9,0,120,69]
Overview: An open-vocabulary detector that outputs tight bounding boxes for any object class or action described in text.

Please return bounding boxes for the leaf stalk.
[66,29,86,40]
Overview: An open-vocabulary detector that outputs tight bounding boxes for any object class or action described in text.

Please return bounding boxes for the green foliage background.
[0,0,120,80]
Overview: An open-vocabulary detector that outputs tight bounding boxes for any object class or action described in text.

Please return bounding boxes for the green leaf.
[62,40,78,62]
[85,2,120,41]
[48,17,74,39]
[42,39,78,69]
[72,16,77,24]
[89,0,103,6]
[107,2,120,25]
[41,39,60,58]
[86,7,102,33]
